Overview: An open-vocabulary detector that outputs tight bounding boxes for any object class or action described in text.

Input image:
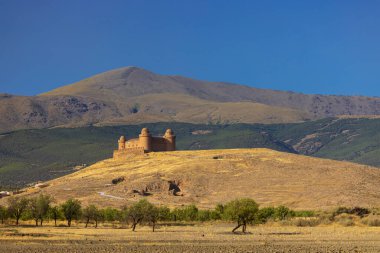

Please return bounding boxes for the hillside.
[1,118,379,189]
[6,149,380,210]
[1,66,380,132]
[0,123,295,189]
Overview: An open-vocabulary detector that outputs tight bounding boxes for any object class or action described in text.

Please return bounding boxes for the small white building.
[0,191,10,198]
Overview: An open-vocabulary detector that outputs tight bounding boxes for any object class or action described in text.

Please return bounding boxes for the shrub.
[336,214,355,226]
[293,210,315,217]
[362,215,380,226]
[333,207,370,218]
[157,206,171,221]
[274,206,294,221]
[257,207,275,223]
[102,207,121,222]
[172,205,198,221]
[111,177,124,185]
[290,218,320,227]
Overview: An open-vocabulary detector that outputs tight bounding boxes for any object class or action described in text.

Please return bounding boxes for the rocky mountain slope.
[5,149,380,210]
[1,67,380,133]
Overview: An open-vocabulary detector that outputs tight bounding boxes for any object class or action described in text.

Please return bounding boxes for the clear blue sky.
[1,0,380,96]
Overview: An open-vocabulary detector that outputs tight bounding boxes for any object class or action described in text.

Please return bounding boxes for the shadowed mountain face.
[1,66,380,133]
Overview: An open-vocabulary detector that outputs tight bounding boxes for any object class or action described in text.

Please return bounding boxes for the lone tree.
[29,194,53,226]
[7,196,29,226]
[125,199,155,232]
[0,205,8,224]
[224,198,259,233]
[60,198,81,227]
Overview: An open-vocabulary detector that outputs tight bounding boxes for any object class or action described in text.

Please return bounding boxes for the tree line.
[0,195,309,233]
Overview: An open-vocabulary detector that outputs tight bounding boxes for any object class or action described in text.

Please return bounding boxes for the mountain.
[1,66,380,133]
[4,149,380,210]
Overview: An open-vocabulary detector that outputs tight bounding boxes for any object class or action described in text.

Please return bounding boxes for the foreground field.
[1,223,380,253]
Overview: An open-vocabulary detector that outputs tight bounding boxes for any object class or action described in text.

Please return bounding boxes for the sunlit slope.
[13,149,380,210]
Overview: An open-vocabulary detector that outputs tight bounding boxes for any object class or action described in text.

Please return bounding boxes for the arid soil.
[1,224,380,253]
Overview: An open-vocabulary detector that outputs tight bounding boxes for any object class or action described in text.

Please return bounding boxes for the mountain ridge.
[1,66,380,133]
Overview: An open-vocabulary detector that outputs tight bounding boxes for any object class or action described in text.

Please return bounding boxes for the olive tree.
[48,206,63,227]
[7,196,29,226]
[60,199,82,227]
[143,202,159,232]
[126,199,147,231]
[223,198,259,233]
[0,205,8,224]
[82,205,102,228]
[29,194,53,226]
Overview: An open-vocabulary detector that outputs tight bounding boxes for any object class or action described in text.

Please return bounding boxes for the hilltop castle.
[113,128,176,158]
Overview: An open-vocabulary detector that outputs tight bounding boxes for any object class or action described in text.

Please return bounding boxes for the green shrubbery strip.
[0,195,378,233]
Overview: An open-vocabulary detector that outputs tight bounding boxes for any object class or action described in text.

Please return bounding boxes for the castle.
[113,128,176,158]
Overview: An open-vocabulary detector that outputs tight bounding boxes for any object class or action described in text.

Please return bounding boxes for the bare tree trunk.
[232,223,242,233]
[54,218,57,227]
[242,223,247,233]
[68,219,71,227]
[85,218,89,228]
[152,222,155,232]
[16,216,20,226]
[132,222,137,231]
[40,219,43,227]
[95,219,98,228]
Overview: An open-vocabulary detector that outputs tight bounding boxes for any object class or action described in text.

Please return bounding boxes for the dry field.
[4,148,380,210]
[0,223,380,253]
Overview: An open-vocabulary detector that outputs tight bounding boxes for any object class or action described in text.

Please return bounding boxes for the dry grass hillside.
[43,66,380,118]
[2,66,380,132]
[8,148,380,210]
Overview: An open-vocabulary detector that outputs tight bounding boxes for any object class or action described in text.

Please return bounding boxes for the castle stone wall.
[113,128,176,158]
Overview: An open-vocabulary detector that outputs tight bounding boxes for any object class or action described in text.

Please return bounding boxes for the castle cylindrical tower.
[164,129,176,151]
[118,136,126,150]
[139,128,152,152]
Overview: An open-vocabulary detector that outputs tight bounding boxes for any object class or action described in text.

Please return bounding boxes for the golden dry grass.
[1,223,380,252]
[4,148,380,210]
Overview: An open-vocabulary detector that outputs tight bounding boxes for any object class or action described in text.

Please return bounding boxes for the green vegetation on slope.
[267,117,380,167]
[0,118,379,189]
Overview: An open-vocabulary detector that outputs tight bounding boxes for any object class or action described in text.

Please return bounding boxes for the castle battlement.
[113,128,176,158]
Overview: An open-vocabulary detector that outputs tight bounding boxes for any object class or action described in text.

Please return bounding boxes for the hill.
[1,66,380,132]
[6,149,380,210]
[0,123,295,189]
[1,118,379,189]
